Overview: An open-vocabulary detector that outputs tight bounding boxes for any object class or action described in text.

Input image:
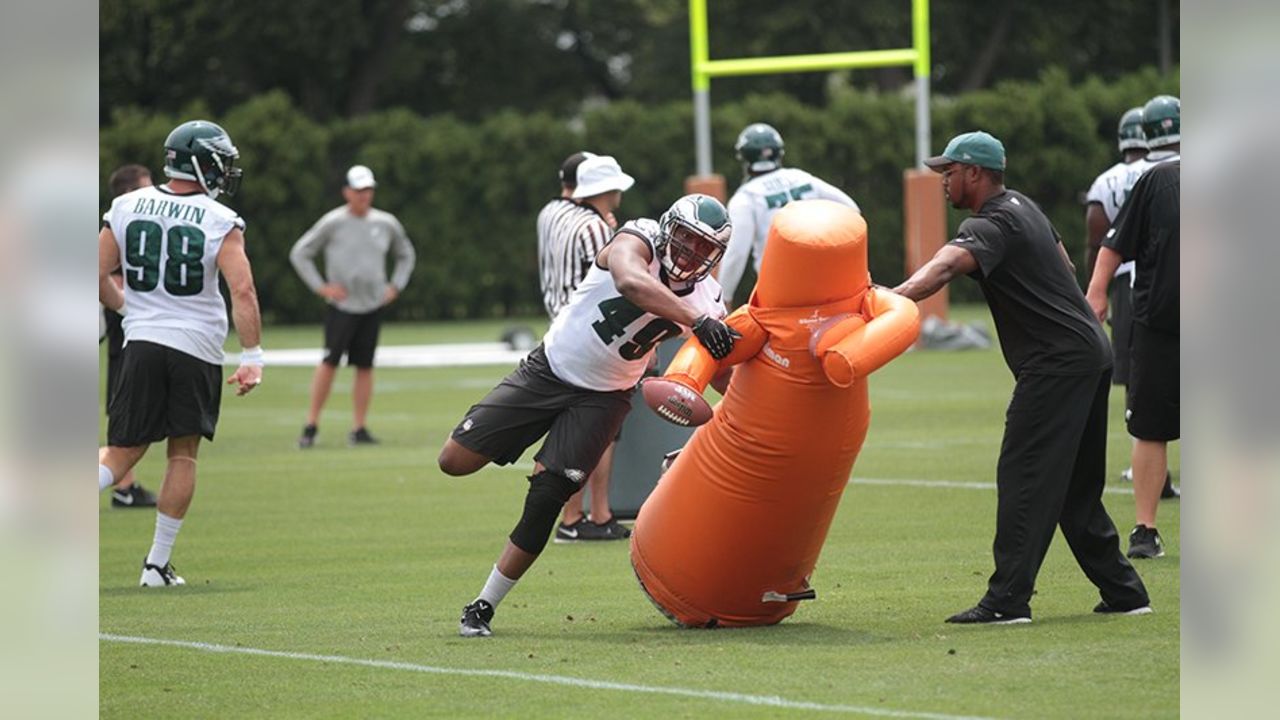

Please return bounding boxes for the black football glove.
[691,314,741,360]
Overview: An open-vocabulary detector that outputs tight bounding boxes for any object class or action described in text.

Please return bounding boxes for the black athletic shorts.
[107,340,222,446]
[323,306,382,368]
[1108,270,1133,386]
[1126,323,1179,441]
[450,344,634,480]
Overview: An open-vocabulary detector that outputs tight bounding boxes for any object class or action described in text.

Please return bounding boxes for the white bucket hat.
[346,165,377,189]
[571,155,635,198]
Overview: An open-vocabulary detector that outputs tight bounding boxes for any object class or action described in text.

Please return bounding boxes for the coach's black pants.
[980,369,1150,616]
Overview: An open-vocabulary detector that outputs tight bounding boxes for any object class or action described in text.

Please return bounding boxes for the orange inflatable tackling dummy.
[631,199,920,628]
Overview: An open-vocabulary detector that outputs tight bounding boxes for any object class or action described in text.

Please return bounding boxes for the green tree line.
[101,0,1177,124]
[99,66,1178,322]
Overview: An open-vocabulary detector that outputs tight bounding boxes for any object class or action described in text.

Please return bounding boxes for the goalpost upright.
[686,0,948,321]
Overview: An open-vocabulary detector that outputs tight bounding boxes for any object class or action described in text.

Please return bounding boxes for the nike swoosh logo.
[113,492,134,505]
[560,527,578,539]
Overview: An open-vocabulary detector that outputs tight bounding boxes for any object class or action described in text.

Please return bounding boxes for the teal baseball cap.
[925,131,1007,171]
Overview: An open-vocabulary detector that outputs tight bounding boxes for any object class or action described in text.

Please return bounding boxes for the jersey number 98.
[124,220,207,296]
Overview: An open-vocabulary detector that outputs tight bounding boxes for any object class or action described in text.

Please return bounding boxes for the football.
[641,377,713,427]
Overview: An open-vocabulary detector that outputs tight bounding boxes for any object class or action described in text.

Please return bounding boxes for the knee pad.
[509,471,580,555]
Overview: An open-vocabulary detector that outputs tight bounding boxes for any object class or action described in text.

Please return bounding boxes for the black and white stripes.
[536,198,612,319]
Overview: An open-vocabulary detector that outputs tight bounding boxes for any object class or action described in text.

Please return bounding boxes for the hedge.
[100,66,1178,321]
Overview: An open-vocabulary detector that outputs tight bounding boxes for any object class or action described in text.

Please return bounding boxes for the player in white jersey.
[439,194,739,637]
[97,120,264,587]
[719,123,861,305]
[1085,107,1150,387]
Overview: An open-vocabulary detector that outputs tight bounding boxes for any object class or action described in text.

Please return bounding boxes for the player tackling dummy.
[633,199,919,627]
[438,194,739,637]
[98,120,264,586]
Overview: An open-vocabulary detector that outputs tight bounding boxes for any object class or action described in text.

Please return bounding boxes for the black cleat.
[945,604,1031,625]
[459,600,495,637]
[554,518,586,543]
[555,516,632,543]
[1126,525,1165,559]
[1094,600,1153,616]
[111,483,157,508]
[583,516,632,540]
[348,427,379,446]
[298,424,318,449]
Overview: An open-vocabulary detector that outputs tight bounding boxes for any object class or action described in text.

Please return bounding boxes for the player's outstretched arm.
[604,233,701,327]
[217,228,264,395]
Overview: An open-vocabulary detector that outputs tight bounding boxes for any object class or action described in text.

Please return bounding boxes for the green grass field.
[99,307,1179,719]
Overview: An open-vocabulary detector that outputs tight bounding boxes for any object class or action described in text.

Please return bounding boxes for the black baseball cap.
[558,151,597,189]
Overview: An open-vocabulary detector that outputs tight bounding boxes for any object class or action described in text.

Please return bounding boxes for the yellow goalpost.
[685,0,948,320]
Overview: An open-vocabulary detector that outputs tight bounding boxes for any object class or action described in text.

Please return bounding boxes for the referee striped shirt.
[537,198,613,319]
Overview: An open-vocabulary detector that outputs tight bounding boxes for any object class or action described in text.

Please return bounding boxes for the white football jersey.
[1086,159,1152,224]
[720,167,860,302]
[103,185,246,364]
[1087,158,1151,279]
[544,218,727,392]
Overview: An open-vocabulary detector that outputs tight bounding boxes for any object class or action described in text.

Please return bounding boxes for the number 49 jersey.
[103,185,246,364]
[544,218,727,392]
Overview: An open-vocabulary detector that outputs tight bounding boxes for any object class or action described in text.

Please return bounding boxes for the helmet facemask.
[194,135,242,198]
[659,215,728,283]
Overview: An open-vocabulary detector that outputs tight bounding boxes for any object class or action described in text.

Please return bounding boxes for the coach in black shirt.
[1087,157,1180,559]
[895,131,1150,624]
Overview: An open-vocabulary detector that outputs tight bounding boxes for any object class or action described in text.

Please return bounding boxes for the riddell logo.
[763,343,790,368]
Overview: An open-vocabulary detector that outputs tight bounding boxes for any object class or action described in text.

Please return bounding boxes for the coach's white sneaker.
[140,560,186,587]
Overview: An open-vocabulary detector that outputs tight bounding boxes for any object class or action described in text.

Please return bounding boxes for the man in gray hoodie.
[290,165,416,448]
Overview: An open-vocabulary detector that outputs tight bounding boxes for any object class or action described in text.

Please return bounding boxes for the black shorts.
[107,340,222,447]
[1126,323,1179,441]
[1108,271,1133,386]
[324,307,381,368]
[450,345,634,480]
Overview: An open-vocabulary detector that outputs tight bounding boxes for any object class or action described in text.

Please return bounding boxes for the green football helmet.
[163,120,243,198]
[734,123,785,173]
[1117,107,1147,152]
[1141,96,1180,149]
[657,194,732,283]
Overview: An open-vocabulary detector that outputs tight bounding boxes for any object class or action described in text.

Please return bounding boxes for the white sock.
[145,513,184,568]
[99,464,115,492]
[477,564,517,608]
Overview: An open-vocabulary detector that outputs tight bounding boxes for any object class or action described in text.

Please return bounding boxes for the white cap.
[346,165,377,190]
[570,155,635,199]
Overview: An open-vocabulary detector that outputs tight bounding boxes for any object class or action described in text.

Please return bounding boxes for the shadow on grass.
[509,621,887,647]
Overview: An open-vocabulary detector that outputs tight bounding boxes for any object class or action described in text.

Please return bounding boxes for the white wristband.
[239,346,265,366]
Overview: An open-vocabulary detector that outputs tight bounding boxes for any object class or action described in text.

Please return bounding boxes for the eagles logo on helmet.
[656,194,732,284]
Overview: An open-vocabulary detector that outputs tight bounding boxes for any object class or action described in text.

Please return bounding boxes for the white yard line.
[498,463,1135,495]
[98,634,997,720]
[225,343,527,368]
